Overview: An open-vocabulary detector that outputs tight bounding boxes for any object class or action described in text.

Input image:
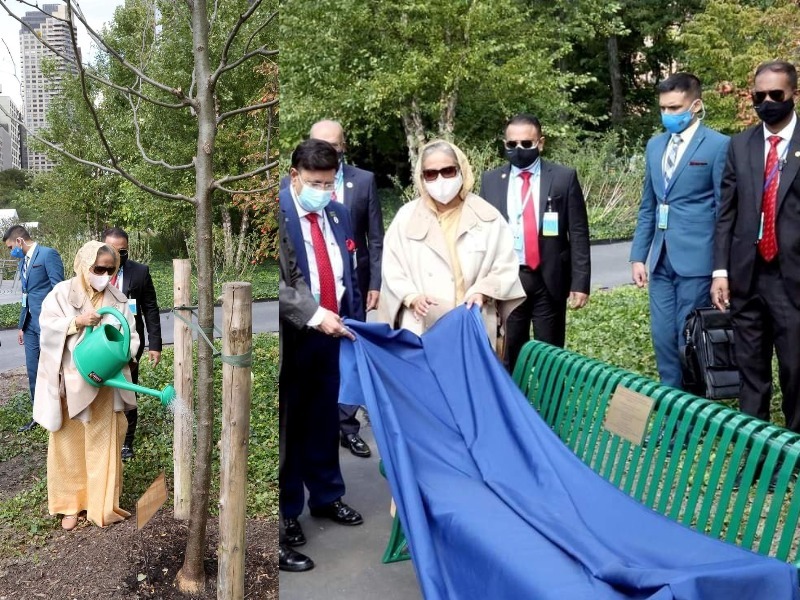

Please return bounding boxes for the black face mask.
[755,98,795,126]
[119,254,128,268]
[506,147,539,169]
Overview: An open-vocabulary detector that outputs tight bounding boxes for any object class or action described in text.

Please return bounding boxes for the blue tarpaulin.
[339,306,799,600]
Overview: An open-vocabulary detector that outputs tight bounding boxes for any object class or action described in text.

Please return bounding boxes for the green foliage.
[0,170,30,209]
[0,333,279,558]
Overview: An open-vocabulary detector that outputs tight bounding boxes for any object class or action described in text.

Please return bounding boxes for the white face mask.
[424,173,463,205]
[89,272,111,291]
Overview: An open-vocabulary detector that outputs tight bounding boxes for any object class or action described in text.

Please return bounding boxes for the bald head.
[309,120,345,152]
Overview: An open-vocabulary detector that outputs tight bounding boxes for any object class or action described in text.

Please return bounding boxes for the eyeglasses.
[421,166,459,182]
[299,174,336,191]
[90,265,116,275]
[504,139,540,150]
[752,89,787,104]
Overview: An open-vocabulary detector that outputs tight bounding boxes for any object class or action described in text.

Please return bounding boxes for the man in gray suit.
[279,219,352,572]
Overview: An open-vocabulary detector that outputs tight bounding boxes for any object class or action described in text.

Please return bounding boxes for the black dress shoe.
[341,433,371,458]
[17,420,37,432]
[279,543,314,572]
[121,445,134,460]
[283,517,306,546]
[309,500,363,525]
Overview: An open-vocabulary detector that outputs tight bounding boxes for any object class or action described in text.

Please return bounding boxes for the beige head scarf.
[414,139,475,203]
[73,241,120,303]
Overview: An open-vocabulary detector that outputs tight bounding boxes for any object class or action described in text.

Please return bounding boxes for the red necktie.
[520,171,540,269]
[759,135,782,262]
[306,213,338,314]
[111,273,119,288]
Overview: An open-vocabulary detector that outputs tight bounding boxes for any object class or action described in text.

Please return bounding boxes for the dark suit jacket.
[19,244,64,333]
[281,164,384,303]
[480,160,591,300]
[714,119,800,306]
[279,187,365,322]
[120,260,162,360]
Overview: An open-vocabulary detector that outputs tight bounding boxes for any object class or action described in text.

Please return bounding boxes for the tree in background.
[282,0,618,167]
[0,168,30,209]
[0,0,276,593]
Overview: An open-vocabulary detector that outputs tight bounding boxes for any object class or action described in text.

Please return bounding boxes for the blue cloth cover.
[339,306,799,600]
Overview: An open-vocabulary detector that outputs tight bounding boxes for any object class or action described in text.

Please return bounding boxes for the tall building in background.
[20,4,79,172]
[0,92,23,171]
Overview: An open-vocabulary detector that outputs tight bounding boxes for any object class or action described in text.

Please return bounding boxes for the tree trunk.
[607,35,624,126]
[401,98,426,169]
[438,91,457,139]
[234,207,250,272]
[221,205,234,269]
[176,0,215,593]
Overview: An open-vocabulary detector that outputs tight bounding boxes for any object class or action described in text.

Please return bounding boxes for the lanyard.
[763,143,790,192]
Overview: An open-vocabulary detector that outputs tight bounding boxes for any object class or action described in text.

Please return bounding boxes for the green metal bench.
[381,340,800,568]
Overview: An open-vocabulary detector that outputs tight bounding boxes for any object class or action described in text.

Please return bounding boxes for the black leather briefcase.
[680,307,740,400]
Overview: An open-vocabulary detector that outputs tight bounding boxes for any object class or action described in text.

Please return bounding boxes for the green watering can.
[73,306,175,407]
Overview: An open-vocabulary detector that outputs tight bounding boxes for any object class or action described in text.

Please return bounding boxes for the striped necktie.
[663,134,683,187]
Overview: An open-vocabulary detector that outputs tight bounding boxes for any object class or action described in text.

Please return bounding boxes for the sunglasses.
[751,89,787,104]
[117,249,129,257]
[421,166,459,182]
[90,265,116,275]
[504,139,540,150]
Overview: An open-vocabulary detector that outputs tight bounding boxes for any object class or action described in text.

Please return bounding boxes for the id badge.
[658,204,669,230]
[128,298,138,315]
[21,293,27,308]
[542,211,559,237]
[514,234,523,252]
[758,212,764,241]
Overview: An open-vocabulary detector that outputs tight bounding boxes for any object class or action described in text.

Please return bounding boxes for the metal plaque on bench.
[604,385,655,445]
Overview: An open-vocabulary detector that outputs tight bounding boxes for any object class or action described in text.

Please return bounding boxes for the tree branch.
[127,92,196,171]
[63,3,194,204]
[217,98,278,125]
[66,0,192,102]
[214,183,274,195]
[214,161,277,186]
[0,0,189,110]
[243,14,275,54]
[216,46,277,79]
[210,0,265,85]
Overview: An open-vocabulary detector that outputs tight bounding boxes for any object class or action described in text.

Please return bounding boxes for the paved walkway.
[281,241,635,599]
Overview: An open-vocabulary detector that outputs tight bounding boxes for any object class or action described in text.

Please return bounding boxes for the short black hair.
[102,227,129,242]
[2,225,30,242]
[506,113,542,134]
[656,73,703,99]
[291,139,339,172]
[755,60,798,91]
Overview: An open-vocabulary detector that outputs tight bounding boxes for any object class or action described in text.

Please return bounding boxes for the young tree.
[0,0,277,593]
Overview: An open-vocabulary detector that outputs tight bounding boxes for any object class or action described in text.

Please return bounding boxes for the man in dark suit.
[278,218,353,572]
[102,227,163,460]
[282,119,384,458]
[3,225,64,432]
[712,61,800,435]
[480,114,591,372]
[631,73,729,390]
[280,139,365,551]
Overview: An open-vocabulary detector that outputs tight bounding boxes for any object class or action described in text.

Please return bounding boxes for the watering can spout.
[104,373,176,407]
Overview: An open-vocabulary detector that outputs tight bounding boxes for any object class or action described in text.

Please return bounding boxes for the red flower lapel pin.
[346,239,357,253]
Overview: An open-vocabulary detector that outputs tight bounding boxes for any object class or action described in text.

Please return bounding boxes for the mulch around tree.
[0,509,277,599]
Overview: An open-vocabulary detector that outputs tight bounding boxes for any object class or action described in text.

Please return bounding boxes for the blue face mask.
[10,245,23,259]
[296,182,332,213]
[661,101,699,134]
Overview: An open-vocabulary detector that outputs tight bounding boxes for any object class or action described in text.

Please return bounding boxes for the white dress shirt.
[662,118,701,177]
[506,159,542,265]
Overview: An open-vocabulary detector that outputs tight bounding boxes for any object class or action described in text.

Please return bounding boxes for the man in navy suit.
[280,139,366,550]
[630,73,729,390]
[308,119,384,458]
[3,225,64,432]
[102,227,162,460]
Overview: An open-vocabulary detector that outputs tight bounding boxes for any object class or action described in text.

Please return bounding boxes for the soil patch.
[0,368,29,409]
[0,452,45,501]
[0,511,277,599]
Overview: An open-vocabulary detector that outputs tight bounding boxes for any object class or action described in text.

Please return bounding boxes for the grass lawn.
[0,258,279,329]
[0,332,278,558]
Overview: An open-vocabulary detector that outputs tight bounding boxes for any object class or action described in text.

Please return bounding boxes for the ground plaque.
[603,385,655,445]
[136,471,168,530]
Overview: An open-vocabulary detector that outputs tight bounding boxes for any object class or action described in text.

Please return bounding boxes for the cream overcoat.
[378,192,525,346]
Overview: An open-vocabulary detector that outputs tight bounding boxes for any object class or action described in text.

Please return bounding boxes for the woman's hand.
[465,293,485,309]
[410,296,439,320]
[76,310,102,328]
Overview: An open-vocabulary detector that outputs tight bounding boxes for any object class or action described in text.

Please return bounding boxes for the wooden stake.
[218,282,252,600]
[173,259,193,520]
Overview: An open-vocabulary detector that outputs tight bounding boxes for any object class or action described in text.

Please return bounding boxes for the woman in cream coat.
[379,139,525,349]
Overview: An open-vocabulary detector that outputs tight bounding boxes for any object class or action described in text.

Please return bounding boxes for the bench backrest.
[514,340,800,568]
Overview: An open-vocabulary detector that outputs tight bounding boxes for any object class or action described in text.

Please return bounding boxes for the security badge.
[658,203,669,230]
[128,298,138,315]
